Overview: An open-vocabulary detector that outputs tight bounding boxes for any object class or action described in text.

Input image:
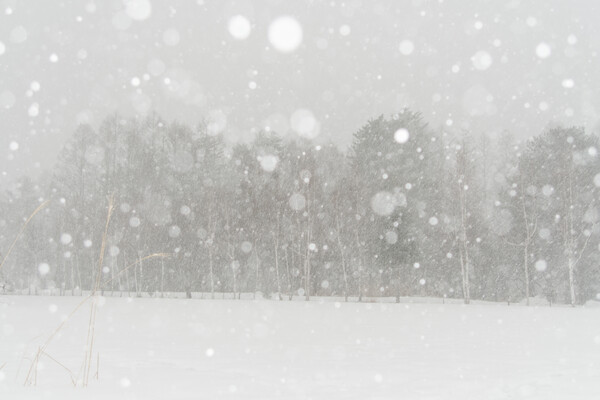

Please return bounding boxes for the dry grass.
[81,195,115,386]
[0,199,49,274]
[0,200,49,381]
[22,196,169,387]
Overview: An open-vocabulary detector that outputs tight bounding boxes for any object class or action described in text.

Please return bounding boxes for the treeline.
[1,110,599,305]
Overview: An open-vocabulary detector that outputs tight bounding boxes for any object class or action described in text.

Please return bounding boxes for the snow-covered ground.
[1,296,599,399]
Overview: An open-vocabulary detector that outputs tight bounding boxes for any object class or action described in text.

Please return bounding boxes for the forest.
[1,110,599,305]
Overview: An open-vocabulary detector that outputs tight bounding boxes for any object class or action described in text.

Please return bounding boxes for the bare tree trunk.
[117,253,123,297]
[519,170,537,306]
[254,240,260,299]
[335,215,349,302]
[209,244,215,299]
[160,258,165,298]
[225,215,237,299]
[503,170,537,305]
[463,251,470,304]
[304,199,312,302]
[274,241,282,300]
[304,242,311,301]
[567,164,577,307]
[76,257,83,293]
[285,246,293,300]
[125,253,130,297]
[567,255,576,306]
[456,151,471,305]
[521,204,532,307]
[396,265,402,303]
[134,259,139,297]
[71,255,76,295]
[274,213,282,300]
[110,258,115,297]
[355,229,363,302]
[230,260,237,299]
[523,244,530,305]
[458,245,468,304]
[139,255,144,297]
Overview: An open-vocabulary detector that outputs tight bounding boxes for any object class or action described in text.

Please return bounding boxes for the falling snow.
[1,2,600,399]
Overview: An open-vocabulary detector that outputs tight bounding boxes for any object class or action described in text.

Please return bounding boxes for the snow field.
[1,296,599,399]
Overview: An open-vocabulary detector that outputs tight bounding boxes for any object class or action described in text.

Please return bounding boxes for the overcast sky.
[1,0,599,183]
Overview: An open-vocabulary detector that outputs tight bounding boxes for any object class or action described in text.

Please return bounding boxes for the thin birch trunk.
[335,215,349,302]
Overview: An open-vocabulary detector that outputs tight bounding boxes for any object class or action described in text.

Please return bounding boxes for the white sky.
[1,0,599,183]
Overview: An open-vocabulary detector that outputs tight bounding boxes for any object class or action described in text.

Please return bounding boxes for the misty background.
[1,0,600,184]
[3,3,600,399]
